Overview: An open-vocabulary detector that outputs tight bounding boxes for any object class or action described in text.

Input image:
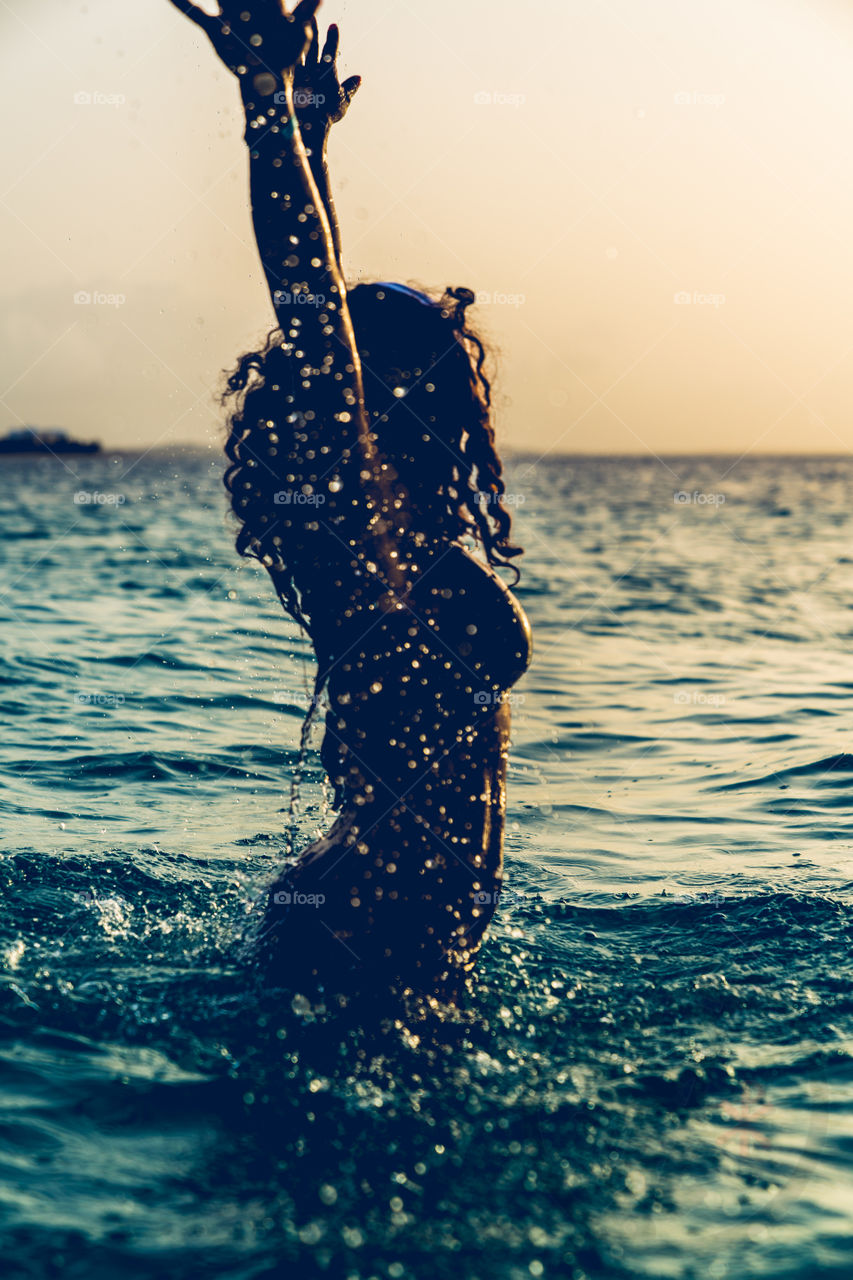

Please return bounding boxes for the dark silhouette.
[0,428,100,455]
[171,0,532,1000]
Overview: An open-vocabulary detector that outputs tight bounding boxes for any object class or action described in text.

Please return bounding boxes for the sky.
[3,0,853,456]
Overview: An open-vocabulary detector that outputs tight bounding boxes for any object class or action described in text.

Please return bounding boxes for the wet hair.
[223,283,522,622]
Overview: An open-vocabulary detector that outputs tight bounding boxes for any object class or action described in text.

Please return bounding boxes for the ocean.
[2,450,853,1279]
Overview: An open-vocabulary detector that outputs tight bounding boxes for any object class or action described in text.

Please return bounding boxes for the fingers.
[292,0,322,25]
[290,0,321,62]
[302,15,319,68]
[321,22,339,64]
[283,0,320,68]
[341,74,362,106]
[168,0,218,33]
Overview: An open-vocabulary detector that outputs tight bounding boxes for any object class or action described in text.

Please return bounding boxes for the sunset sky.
[3,0,853,455]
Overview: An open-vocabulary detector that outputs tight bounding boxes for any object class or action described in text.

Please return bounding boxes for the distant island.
[0,428,101,455]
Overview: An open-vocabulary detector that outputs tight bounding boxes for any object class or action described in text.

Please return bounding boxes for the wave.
[711,753,853,792]
[15,747,299,785]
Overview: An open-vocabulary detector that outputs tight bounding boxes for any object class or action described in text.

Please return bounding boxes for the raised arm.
[293,20,361,270]
[170,0,407,592]
[170,4,348,359]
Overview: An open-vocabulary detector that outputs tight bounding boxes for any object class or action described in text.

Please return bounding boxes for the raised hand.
[295,20,362,136]
[169,0,321,79]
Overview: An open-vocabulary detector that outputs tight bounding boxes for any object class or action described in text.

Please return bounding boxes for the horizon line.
[66,444,853,461]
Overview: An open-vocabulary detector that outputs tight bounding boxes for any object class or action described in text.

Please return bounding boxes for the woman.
[171,0,532,998]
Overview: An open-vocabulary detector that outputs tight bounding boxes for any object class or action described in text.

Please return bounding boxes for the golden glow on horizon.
[2,0,853,454]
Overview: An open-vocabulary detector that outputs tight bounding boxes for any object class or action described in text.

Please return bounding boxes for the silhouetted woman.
[171,0,532,999]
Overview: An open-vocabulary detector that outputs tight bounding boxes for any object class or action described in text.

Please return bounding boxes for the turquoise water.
[2,451,853,1278]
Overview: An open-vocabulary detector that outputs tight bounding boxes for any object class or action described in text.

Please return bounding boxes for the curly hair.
[223,282,522,625]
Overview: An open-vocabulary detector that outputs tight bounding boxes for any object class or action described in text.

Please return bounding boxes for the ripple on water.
[2,455,853,1277]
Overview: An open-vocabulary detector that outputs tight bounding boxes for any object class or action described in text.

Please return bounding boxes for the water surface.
[2,452,853,1278]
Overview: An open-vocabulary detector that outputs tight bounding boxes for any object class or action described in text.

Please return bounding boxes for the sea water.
[2,450,853,1279]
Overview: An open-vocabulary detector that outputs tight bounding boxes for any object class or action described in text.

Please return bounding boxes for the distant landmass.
[0,428,101,456]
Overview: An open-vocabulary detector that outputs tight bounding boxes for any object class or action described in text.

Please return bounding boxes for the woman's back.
[171,0,531,998]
